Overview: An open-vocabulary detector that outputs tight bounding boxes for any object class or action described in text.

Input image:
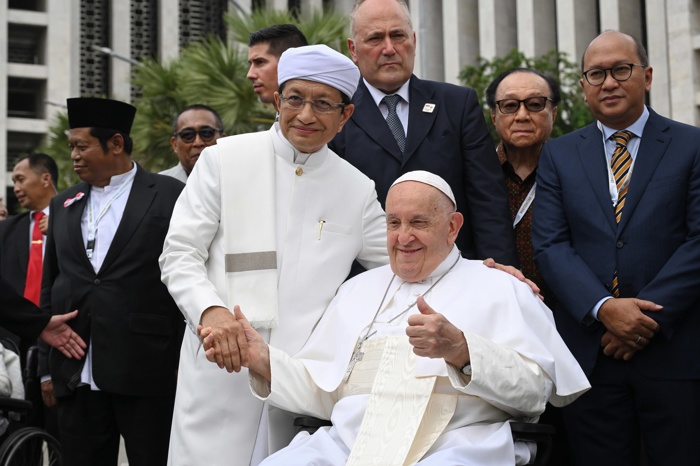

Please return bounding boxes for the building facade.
[1,0,698,202]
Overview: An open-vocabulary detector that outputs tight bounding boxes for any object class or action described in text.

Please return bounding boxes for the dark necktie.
[382,94,406,153]
[610,130,633,297]
[24,211,45,305]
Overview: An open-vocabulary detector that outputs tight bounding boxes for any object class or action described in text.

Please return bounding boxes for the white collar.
[271,123,328,166]
[94,162,137,192]
[598,106,649,140]
[363,78,411,107]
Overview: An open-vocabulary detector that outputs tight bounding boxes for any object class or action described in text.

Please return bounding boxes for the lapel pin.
[422,103,436,113]
[64,191,85,208]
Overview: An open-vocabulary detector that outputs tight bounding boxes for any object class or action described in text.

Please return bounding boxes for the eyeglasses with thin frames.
[173,127,223,143]
[279,95,345,114]
[495,96,553,114]
[582,63,645,86]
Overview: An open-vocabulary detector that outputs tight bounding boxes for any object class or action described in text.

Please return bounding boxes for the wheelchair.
[0,337,62,466]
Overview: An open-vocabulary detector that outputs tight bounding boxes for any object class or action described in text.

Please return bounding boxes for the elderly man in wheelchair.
[201,172,590,465]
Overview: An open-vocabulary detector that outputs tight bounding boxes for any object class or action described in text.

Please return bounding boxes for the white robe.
[160,125,389,466]
[250,248,591,466]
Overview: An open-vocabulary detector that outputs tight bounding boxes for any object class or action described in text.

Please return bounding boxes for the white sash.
[218,133,279,328]
[346,336,457,466]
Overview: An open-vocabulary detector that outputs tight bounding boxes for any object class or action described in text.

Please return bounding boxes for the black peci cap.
[67,97,137,134]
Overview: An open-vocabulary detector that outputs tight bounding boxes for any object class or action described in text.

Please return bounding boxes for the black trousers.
[562,350,700,466]
[56,385,175,466]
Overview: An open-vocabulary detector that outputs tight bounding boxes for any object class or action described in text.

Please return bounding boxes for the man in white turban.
[202,171,590,466]
[159,44,390,466]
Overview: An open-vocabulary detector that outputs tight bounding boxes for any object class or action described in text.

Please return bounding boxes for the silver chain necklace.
[342,252,461,383]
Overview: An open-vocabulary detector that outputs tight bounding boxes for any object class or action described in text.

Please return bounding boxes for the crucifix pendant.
[343,339,365,383]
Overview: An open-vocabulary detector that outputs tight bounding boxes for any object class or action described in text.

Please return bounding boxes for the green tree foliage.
[459,49,594,144]
[225,7,349,54]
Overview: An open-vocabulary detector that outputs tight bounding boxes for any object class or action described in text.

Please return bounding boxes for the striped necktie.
[611,130,633,223]
[610,130,633,297]
[382,95,406,153]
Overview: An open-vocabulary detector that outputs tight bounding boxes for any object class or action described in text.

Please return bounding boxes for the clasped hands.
[597,298,662,361]
[198,296,470,374]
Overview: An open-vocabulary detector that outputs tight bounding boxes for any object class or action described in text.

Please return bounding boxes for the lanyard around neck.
[86,172,136,259]
[513,182,536,228]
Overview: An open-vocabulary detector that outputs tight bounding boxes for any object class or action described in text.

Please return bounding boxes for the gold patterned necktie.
[611,130,633,223]
[610,130,633,297]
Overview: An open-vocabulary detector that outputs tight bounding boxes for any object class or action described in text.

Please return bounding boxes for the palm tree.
[226,7,349,54]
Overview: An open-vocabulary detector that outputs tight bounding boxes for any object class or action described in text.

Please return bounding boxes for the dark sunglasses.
[173,127,223,143]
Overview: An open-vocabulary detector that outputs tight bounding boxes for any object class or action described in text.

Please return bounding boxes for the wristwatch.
[460,362,472,376]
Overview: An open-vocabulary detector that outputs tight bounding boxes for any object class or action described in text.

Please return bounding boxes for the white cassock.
[250,247,591,466]
[160,124,389,466]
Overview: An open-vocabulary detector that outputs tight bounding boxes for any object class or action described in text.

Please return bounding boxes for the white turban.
[391,171,457,208]
[278,44,360,99]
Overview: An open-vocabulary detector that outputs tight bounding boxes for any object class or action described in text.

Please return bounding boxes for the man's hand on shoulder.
[482,258,542,300]
[199,305,248,373]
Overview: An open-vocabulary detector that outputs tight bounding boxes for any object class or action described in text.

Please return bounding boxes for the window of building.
[7,77,46,120]
[8,25,46,65]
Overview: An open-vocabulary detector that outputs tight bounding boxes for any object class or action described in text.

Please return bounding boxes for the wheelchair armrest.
[0,396,32,416]
[510,422,555,466]
[293,416,332,433]
[510,421,555,439]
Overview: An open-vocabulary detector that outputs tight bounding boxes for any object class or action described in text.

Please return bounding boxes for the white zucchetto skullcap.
[391,171,457,208]
[278,44,360,99]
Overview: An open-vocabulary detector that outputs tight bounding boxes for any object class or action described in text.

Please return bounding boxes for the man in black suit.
[330,0,517,264]
[1,153,58,303]
[0,152,59,432]
[40,97,185,466]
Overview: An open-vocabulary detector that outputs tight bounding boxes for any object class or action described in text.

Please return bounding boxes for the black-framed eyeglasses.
[495,96,552,114]
[173,127,223,143]
[582,63,645,86]
[279,95,345,114]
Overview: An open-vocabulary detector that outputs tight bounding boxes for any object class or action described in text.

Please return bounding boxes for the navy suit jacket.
[40,165,185,398]
[330,76,518,265]
[533,108,700,378]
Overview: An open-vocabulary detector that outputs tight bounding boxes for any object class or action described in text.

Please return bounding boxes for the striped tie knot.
[613,130,633,146]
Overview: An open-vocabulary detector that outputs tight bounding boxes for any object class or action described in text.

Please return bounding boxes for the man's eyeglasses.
[279,95,345,114]
[582,63,645,86]
[495,96,552,114]
[173,127,223,143]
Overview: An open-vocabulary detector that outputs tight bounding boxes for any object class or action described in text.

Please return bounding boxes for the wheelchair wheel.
[0,427,61,466]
